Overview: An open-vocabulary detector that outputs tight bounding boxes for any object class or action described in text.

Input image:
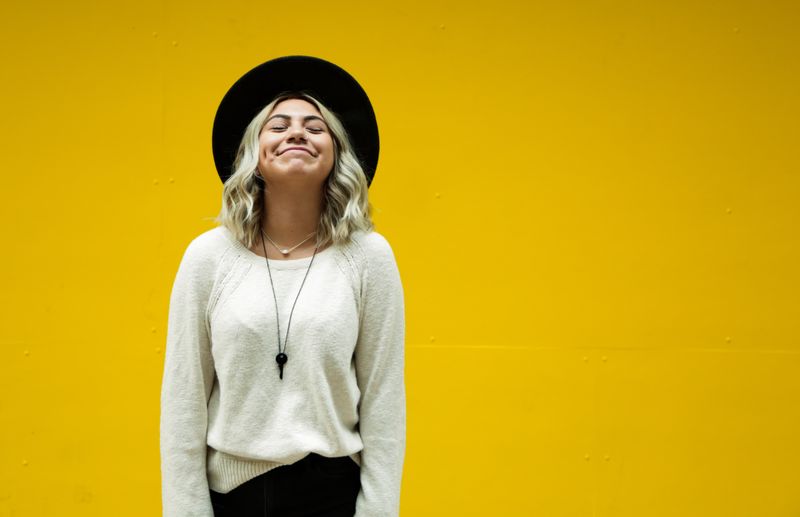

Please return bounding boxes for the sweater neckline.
[220,226,336,270]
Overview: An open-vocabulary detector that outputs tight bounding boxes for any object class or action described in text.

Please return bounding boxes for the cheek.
[321,137,335,156]
[323,142,335,166]
[258,138,277,158]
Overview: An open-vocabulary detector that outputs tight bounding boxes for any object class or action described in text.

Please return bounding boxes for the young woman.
[160,56,406,517]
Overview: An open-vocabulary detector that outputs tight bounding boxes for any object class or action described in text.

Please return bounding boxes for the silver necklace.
[263,230,316,256]
[260,227,319,380]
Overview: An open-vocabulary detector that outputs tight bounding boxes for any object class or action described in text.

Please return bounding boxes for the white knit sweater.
[159,225,406,516]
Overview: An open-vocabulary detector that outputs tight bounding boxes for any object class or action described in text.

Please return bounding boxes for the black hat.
[212,55,379,187]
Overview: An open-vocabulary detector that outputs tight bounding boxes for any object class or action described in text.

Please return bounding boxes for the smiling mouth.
[283,149,312,155]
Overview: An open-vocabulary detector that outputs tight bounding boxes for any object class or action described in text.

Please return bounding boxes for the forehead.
[271,97,321,115]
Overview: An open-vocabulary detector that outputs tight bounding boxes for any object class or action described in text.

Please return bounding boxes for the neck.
[260,186,324,245]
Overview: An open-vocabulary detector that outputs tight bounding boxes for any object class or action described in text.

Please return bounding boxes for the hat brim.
[212,55,379,186]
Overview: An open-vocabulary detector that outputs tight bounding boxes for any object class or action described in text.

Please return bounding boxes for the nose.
[287,123,307,142]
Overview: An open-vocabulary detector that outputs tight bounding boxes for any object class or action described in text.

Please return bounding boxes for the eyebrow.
[266,114,327,124]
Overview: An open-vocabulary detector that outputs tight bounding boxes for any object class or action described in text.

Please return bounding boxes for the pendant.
[276,352,288,379]
[280,249,290,255]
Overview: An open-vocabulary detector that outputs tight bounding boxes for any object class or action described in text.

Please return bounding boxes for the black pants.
[209,453,361,517]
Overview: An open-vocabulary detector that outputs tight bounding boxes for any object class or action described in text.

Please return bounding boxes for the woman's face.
[258,98,335,190]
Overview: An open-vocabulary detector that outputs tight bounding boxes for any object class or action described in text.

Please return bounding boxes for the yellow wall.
[1,0,798,515]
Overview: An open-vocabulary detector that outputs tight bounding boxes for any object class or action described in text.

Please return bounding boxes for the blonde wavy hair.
[213,91,374,250]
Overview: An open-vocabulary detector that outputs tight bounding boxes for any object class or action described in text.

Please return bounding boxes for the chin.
[268,172,327,186]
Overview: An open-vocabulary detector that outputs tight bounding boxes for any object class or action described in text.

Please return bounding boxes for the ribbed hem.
[207,448,363,494]
[207,448,284,493]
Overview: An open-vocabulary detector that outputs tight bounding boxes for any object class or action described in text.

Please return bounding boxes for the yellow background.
[1,0,798,515]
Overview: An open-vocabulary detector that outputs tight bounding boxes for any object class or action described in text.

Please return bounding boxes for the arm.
[159,238,216,517]
[354,234,407,517]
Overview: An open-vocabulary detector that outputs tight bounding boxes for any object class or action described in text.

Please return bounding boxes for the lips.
[282,147,312,155]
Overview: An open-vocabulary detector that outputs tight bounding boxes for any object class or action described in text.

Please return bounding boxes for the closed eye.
[268,126,325,133]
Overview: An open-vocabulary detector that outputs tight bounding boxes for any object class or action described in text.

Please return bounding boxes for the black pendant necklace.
[261,228,319,380]
[275,352,288,378]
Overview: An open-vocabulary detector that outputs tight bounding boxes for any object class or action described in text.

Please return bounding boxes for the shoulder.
[181,226,229,261]
[349,229,396,257]
[347,229,398,267]
[344,230,403,292]
[174,226,239,281]
[331,229,400,284]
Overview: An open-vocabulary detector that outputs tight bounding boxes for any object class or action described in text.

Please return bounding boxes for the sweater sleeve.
[159,238,216,517]
[353,234,407,517]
